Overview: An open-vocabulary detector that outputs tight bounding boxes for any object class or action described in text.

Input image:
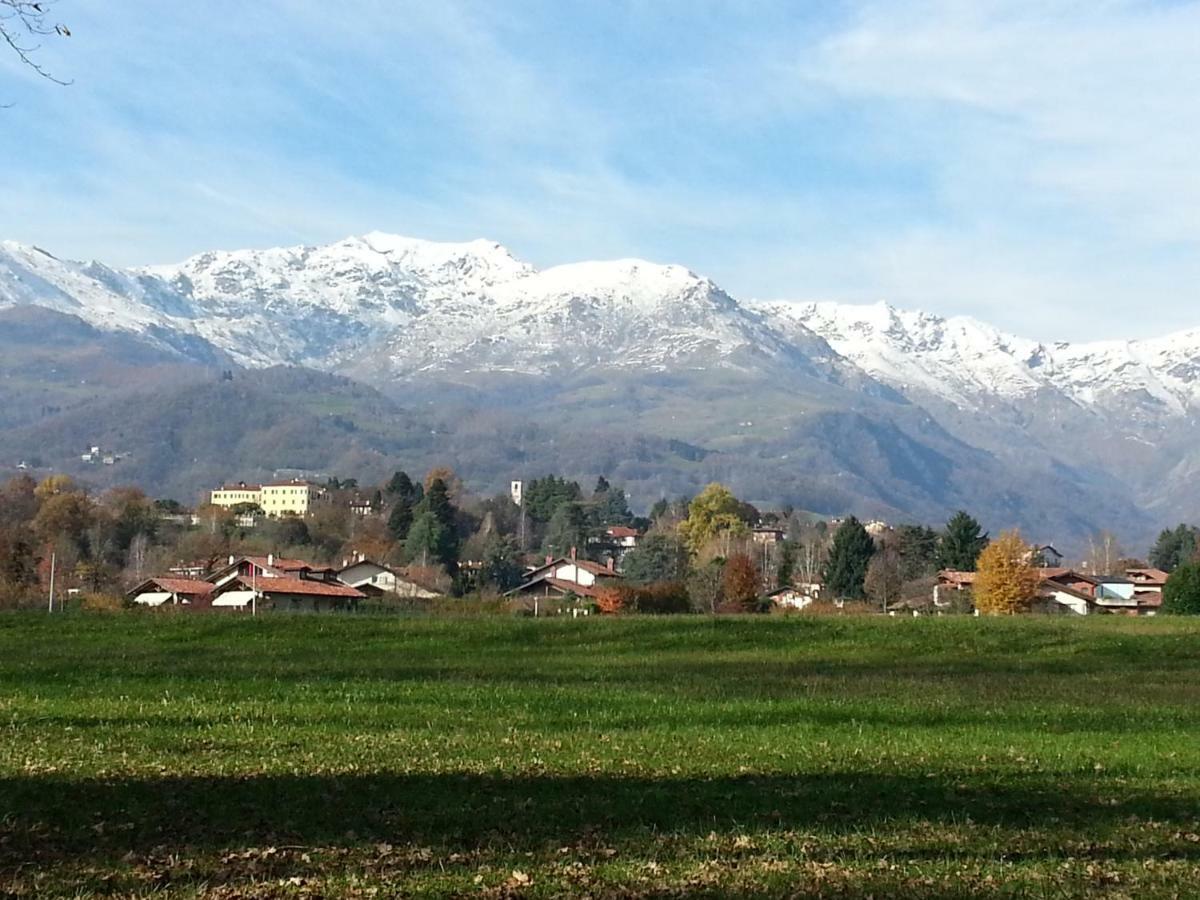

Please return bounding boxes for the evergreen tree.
[649,498,670,522]
[385,470,422,504]
[1163,561,1200,614]
[822,517,875,600]
[594,475,611,495]
[387,497,415,542]
[775,540,797,588]
[597,486,632,525]
[525,475,583,522]
[411,478,458,567]
[895,524,940,580]
[543,502,588,557]
[621,533,689,583]
[938,511,990,571]
[479,534,524,592]
[404,512,450,568]
[1149,524,1198,573]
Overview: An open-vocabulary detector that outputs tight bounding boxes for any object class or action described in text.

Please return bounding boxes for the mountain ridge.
[2,233,1195,550]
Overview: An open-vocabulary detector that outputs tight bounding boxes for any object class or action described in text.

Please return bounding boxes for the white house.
[337,557,439,598]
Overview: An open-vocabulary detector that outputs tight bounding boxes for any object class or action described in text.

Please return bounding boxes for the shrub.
[1163,561,1200,614]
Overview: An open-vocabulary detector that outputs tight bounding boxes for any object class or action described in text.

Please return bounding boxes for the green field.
[2,615,1199,897]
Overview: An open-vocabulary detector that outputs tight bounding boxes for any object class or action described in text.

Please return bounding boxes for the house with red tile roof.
[126,577,215,607]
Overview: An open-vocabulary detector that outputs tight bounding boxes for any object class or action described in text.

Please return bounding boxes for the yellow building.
[209,480,326,517]
[210,482,262,509]
[260,481,325,517]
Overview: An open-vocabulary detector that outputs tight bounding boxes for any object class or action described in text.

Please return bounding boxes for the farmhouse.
[337,557,439,599]
[127,577,215,607]
[767,582,821,610]
[604,525,641,549]
[507,551,620,603]
[212,575,364,613]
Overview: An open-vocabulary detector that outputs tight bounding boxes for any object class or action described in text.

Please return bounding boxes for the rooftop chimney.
[606,556,615,572]
[569,546,577,561]
[267,553,274,567]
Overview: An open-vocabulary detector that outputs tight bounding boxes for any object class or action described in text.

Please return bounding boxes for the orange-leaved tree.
[595,585,628,615]
[974,529,1040,615]
[721,552,762,613]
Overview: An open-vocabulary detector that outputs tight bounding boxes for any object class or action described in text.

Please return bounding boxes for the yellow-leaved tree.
[974,529,1041,615]
[678,483,749,556]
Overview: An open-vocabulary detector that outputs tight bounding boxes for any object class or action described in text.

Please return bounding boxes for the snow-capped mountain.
[758,300,1200,423]
[2,232,1198,546]
[1,234,860,384]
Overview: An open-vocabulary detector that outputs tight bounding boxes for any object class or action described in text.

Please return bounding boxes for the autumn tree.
[721,552,762,612]
[0,475,36,527]
[678,483,748,555]
[973,530,1040,615]
[822,517,875,600]
[423,466,462,499]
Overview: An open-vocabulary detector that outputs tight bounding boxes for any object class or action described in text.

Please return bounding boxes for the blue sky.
[2,0,1198,340]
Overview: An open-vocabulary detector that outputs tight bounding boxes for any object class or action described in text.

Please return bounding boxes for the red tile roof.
[233,576,363,598]
[539,577,610,599]
[573,559,619,577]
[938,570,976,586]
[244,556,325,573]
[606,526,640,538]
[1126,568,1170,585]
[131,577,215,596]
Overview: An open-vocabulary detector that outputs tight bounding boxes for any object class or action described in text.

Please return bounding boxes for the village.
[98,472,1185,618]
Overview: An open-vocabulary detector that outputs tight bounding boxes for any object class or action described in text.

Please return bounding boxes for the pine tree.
[938,511,990,571]
[411,478,458,568]
[775,540,797,588]
[404,512,449,568]
[385,470,421,503]
[822,517,875,600]
[1150,524,1198,573]
[543,502,587,557]
[622,533,689,583]
[974,530,1040,615]
[387,497,414,542]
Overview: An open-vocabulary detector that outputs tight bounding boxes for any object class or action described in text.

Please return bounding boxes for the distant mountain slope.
[1,234,1195,549]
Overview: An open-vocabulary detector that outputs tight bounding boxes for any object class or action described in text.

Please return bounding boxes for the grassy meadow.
[1,614,1199,897]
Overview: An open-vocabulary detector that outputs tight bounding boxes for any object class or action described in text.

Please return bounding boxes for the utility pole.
[47,551,56,613]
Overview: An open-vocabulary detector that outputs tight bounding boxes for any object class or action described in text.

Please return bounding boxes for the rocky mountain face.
[2,234,1195,550]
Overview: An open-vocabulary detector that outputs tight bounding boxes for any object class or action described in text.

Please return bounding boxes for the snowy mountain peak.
[757,299,1200,418]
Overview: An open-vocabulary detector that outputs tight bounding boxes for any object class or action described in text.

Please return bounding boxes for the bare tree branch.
[1,0,72,87]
